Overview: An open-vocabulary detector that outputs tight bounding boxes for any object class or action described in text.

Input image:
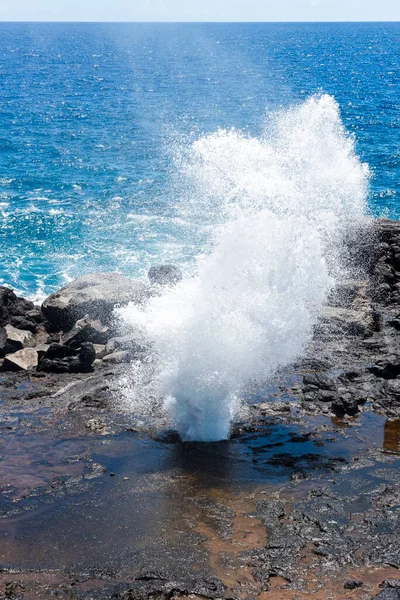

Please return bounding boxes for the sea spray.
[118,94,369,441]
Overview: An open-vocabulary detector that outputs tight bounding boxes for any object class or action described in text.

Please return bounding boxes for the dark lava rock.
[153,429,181,444]
[148,264,182,286]
[344,397,360,416]
[344,579,363,590]
[0,286,35,326]
[380,580,400,590]
[42,272,150,331]
[331,396,359,417]
[369,361,400,379]
[43,343,77,359]
[303,373,336,391]
[37,342,96,373]
[373,590,400,600]
[105,335,148,360]
[9,315,38,333]
[62,315,111,348]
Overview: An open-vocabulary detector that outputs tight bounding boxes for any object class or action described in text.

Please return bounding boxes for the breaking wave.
[119,94,369,441]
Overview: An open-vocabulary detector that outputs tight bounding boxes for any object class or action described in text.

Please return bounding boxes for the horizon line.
[0,19,399,24]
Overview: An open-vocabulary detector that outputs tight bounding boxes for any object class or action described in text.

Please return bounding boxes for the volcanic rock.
[37,342,96,373]
[9,315,38,333]
[105,335,148,359]
[148,264,182,286]
[2,348,39,371]
[319,306,373,337]
[0,324,36,357]
[42,272,150,331]
[380,580,400,590]
[344,580,363,590]
[0,286,35,326]
[373,590,400,600]
[369,361,400,379]
[61,315,111,348]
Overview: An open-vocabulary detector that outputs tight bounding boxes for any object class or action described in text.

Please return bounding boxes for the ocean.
[0,22,399,298]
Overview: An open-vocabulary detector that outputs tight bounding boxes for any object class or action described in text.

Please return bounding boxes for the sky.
[0,0,398,22]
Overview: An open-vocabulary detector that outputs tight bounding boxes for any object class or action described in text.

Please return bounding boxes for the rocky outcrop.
[0,286,37,327]
[3,225,400,413]
[0,265,182,376]
[41,272,151,331]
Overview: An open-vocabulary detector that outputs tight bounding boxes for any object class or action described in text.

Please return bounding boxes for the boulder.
[61,315,111,348]
[369,361,400,379]
[0,324,35,357]
[9,315,38,333]
[331,396,359,417]
[0,286,35,326]
[344,580,363,590]
[42,273,150,332]
[148,265,182,286]
[37,342,96,374]
[2,348,39,371]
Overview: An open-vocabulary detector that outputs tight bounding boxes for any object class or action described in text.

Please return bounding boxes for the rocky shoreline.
[1,218,400,600]
[1,219,400,421]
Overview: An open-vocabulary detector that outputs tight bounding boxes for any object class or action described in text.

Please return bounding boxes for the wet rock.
[37,342,96,373]
[2,348,39,371]
[105,335,148,360]
[257,401,292,415]
[41,343,77,360]
[369,361,400,379]
[85,417,106,432]
[0,324,36,357]
[331,398,346,417]
[61,315,111,348]
[80,342,96,369]
[303,373,336,391]
[331,396,359,417]
[148,264,182,286]
[153,429,181,444]
[316,390,338,403]
[344,398,360,416]
[319,306,373,337]
[42,272,150,331]
[102,350,131,364]
[327,279,364,308]
[384,380,400,400]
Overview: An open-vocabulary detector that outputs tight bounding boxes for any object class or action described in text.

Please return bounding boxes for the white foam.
[119,94,369,442]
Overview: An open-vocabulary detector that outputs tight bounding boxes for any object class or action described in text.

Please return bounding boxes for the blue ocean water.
[0,22,399,297]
